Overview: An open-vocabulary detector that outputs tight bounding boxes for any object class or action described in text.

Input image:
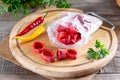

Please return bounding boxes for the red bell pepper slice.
[66,49,77,60]
[57,49,67,60]
[41,49,55,63]
[57,31,67,40]
[59,35,71,45]
[32,41,45,54]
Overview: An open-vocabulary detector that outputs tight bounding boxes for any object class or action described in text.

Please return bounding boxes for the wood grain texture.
[0,21,17,34]
[116,0,120,7]
[94,74,120,80]
[9,8,117,78]
[0,36,96,80]
[0,0,120,80]
[0,74,49,80]
[0,0,120,23]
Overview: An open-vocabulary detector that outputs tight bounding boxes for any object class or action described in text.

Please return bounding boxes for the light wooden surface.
[0,0,120,80]
[0,35,96,80]
[116,0,120,7]
[9,8,117,78]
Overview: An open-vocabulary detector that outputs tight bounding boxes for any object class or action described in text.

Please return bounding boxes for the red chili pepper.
[16,16,44,36]
[32,41,45,54]
[66,49,77,60]
[57,49,67,60]
[41,49,55,63]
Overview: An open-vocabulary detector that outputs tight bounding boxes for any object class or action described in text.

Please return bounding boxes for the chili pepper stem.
[43,11,48,18]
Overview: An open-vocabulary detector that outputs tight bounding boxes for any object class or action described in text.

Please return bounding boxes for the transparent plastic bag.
[47,12,103,48]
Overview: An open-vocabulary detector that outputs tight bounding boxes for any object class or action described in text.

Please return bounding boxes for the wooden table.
[0,0,120,80]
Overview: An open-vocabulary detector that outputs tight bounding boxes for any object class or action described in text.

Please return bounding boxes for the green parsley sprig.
[0,0,71,18]
[87,40,109,60]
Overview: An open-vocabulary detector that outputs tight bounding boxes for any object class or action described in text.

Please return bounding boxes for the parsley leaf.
[87,48,99,59]
[87,40,109,60]
[0,0,71,18]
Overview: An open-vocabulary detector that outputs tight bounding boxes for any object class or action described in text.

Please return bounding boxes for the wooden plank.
[0,58,33,75]
[0,73,120,80]
[0,58,35,75]
[0,58,50,80]
[0,21,17,35]
[93,74,120,80]
[0,74,49,80]
[2,57,119,75]
[114,25,120,57]
[1,57,120,80]
[116,44,120,57]
[0,0,120,25]
[98,57,120,74]
[0,36,5,41]
[0,12,22,21]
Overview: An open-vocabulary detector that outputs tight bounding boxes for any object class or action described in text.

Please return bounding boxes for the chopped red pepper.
[32,41,45,54]
[41,49,55,63]
[57,25,81,45]
[57,49,67,60]
[57,25,66,32]
[57,32,71,45]
[84,26,88,32]
[73,15,84,25]
[66,49,77,60]
[16,16,44,36]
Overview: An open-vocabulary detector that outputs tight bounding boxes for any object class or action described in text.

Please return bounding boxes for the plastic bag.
[47,12,103,48]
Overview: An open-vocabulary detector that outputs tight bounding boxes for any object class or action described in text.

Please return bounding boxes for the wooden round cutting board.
[9,8,117,78]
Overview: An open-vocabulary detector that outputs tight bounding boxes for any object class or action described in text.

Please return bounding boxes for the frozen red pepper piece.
[57,31,71,45]
[57,49,67,60]
[60,35,71,45]
[57,32,67,40]
[66,26,78,34]
[32,41,45,54]
[73,15,84,25]
[57,24,81,45]
[59,14,68,19]
[77,15,84,25]
[76,33,81,41]
[41,49,55,63]
[84,26,88,32]
[66,49,77,60]
[72,33,81,42]
[57,25,66,32]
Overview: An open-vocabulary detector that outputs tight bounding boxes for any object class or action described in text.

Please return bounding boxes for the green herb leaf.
[95,40,104,49]
[88,48,96,59]
[0,0,71,18]
[13,10,19,18]
[2,5,9,12]
[87,40,109,60]
[0,8,3,15]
